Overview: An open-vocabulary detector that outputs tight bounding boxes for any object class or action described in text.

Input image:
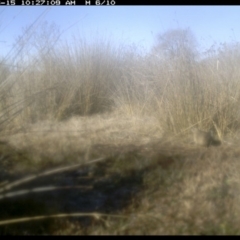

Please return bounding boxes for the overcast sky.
[0,6,240,58]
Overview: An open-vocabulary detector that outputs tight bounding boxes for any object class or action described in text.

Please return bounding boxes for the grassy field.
[1,23,240,234]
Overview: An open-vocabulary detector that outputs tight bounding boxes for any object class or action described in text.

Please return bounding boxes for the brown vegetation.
[1,21,240,234]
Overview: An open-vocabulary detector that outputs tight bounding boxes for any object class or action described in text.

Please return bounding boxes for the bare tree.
[152,28,198,63]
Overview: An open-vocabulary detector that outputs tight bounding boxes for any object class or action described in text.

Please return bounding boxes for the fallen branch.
[0,157,105,193]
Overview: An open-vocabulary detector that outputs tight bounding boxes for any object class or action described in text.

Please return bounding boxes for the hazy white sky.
[0,6,240,58]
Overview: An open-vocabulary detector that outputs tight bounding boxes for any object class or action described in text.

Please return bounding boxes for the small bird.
[191,127,221,147]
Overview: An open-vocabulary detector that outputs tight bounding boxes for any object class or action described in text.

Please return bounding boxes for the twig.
[0,185,93,200]
[0,157,105,193]
[0,212,128,226]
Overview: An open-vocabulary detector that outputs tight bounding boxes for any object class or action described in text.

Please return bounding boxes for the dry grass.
[0,113,240,235]
[1,20,240,234]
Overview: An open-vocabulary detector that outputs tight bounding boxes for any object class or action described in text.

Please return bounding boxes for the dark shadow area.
[0,142,180,235]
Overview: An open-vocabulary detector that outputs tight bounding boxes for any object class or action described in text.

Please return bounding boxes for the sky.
[0,6,240,59]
